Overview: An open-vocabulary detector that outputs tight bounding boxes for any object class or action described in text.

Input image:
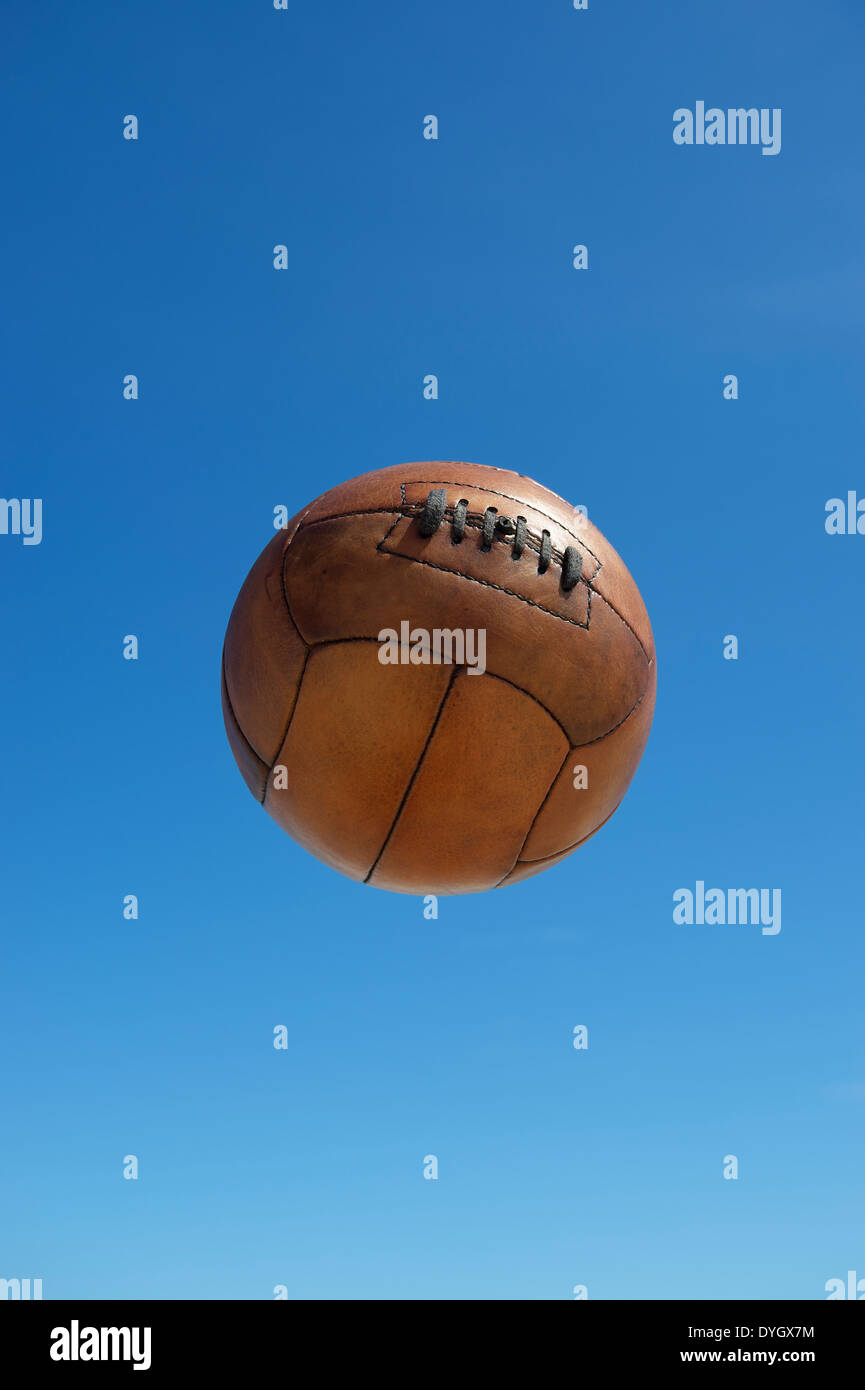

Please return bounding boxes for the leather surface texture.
[222,461,656,894]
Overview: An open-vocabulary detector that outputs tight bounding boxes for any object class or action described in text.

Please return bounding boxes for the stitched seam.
[572,658,654,747]
[381,533,649,661]
[267,647,311,782]
[399,484,653,658]
[299,507,405,527]
[223,524,312,778]
[481,671,572,744]
[296,500,649,659]
[378,511,404,544]
[294,484,650,656]
[221,650,269,803]
[300,507,600,581]
[363,666,461,884]
[374,546,592,629]
[517,800,624,865]
[587,588,650,661]
[495,804,622,887]
[493,668,654,884]
[266,538,313,762]
[504,745,572,878]
[281,538,312,647]
[295,637,652,749]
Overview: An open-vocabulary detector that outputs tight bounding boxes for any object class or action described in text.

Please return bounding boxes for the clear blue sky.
[2,0,863,1300]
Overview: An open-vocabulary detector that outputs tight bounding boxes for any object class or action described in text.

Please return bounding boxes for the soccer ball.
[222,462,656,894]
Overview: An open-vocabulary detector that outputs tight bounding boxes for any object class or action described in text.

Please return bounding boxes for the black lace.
[417,488,582,591]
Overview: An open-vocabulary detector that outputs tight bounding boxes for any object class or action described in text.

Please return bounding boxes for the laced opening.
[416,488,582,591]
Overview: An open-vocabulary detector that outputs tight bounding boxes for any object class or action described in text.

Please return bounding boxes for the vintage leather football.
[221,462,656,894]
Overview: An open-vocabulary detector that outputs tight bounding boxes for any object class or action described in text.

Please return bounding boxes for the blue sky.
[1,0,863,1299]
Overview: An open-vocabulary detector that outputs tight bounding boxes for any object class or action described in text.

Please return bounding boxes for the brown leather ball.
[221,462,656,894]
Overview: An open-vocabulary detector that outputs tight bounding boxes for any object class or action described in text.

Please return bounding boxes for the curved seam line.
[500,745,572,882]
[496,802,622,886]
[221,650,269,803]
[291,640,653,748]
[517,801,624,865]
[266,648,311,787]
[492,671,654,884]
[281,539,312,648]
[299,490,599,557]
[276,643,569,743]
[363,666,461,885]
[299,507,406,527]
[225,526,312,778]
[572,659,655,747]
[238,535,313,766]
[396,490,650,657]
[383,544,650,662]
[586,586,650,661]
[296,504,650,660]
[481,672,572,744]
[303,506,602,580]
[373,547,593,630]
[385,542,649,660]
